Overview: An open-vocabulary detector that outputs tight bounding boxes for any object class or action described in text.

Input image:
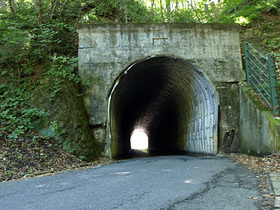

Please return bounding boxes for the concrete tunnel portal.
[108,56,218,159]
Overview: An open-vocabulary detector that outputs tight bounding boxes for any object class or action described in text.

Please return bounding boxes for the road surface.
[0,155,273,209]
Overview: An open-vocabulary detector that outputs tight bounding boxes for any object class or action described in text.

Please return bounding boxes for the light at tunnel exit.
[130,129,149,150]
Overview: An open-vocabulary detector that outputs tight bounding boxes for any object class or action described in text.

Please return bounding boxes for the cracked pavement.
[0,155,274,209]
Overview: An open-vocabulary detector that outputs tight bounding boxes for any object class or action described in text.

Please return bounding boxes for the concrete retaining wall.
[239,86,280,155]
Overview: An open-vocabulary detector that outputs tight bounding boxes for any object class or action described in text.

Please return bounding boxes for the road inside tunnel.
[108,56,218,159]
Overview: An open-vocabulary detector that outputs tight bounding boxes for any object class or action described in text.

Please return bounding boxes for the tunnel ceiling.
[109,56,218,158]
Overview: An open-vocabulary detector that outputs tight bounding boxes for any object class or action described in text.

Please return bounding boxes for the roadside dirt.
[230,153,280,174]
[0,131,114,182]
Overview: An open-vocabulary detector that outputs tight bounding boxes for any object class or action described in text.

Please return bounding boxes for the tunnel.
[108,56,218,159]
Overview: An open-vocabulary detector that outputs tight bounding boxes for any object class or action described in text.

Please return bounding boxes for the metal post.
[267,54,280,116]
[243,42,251,87]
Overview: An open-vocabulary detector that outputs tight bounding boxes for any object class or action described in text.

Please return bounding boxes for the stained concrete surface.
[77,24,244,157]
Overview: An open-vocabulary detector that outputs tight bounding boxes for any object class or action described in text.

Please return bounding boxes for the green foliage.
[80,0,152,23]
[62,141,76,154]
[260,0,280,14]
[171,9,197,23]
[79,155,86,160]
[49,121,64,140]
[31,21,77,59]
[0,0,83,138]
[43,56,80,100]
[220,0,259,24]
[0,76,44,138]
[220,0,280,25]
[260,21,280,51]
[0,21,35,72]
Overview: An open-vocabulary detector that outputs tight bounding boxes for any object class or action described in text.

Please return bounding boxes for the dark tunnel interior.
[108,56,218,159]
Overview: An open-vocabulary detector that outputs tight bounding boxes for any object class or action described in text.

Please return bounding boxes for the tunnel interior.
[108,56,218,159]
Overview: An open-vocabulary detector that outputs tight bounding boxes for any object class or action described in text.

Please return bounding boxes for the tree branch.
[58,0,67,16]
[50,0,57,17]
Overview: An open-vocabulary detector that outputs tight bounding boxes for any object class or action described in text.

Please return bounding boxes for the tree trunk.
[189,0,200,22]
[50,0,57,18]
[9,0,17,17]
[150,0,155,22]
[211,1,220,22]
[166,0,171,22]
[175,0,179,11]
[204,4,209,13]
[58,0,67,16]
[166,0,171,13]
[159,0,164,21]
[34,0,43,24]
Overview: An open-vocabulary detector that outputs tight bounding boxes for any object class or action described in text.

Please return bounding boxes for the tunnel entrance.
[108,56,218,159]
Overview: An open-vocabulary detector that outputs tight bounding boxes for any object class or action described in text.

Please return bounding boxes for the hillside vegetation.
[0,0,279,181]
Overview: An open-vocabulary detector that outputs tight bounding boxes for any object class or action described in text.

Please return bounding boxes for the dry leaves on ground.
[0,131,114,182]
[230,153,280,174]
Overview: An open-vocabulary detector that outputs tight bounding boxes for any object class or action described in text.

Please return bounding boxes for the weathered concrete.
[239,85,280,155]
[77,23,245,158]
[216,83,241,153]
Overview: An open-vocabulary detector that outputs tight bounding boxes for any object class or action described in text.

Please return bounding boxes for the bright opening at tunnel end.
[130,129,149,150]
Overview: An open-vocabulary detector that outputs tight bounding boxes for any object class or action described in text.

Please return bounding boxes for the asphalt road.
[0,155,273,209]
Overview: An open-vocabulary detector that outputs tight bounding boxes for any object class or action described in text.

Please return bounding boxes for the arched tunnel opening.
[108,56,218,159]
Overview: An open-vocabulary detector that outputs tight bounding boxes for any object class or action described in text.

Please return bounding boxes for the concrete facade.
[77,23,245,158]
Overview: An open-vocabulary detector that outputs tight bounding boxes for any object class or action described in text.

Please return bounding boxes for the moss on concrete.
[242,85,271,111]
[77,23,241,32]
[31,78,102,161]
[240,85,280,156]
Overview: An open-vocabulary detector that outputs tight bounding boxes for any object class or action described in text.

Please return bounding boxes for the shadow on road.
[125,148,187,159]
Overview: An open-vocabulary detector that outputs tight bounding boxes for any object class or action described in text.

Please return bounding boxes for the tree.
[35,0,42,24]
[9,0,17,16]
[150,0,155,21]
[166,0,171,21]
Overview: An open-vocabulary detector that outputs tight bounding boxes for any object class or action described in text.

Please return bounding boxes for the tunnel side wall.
[77,23,245,154]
